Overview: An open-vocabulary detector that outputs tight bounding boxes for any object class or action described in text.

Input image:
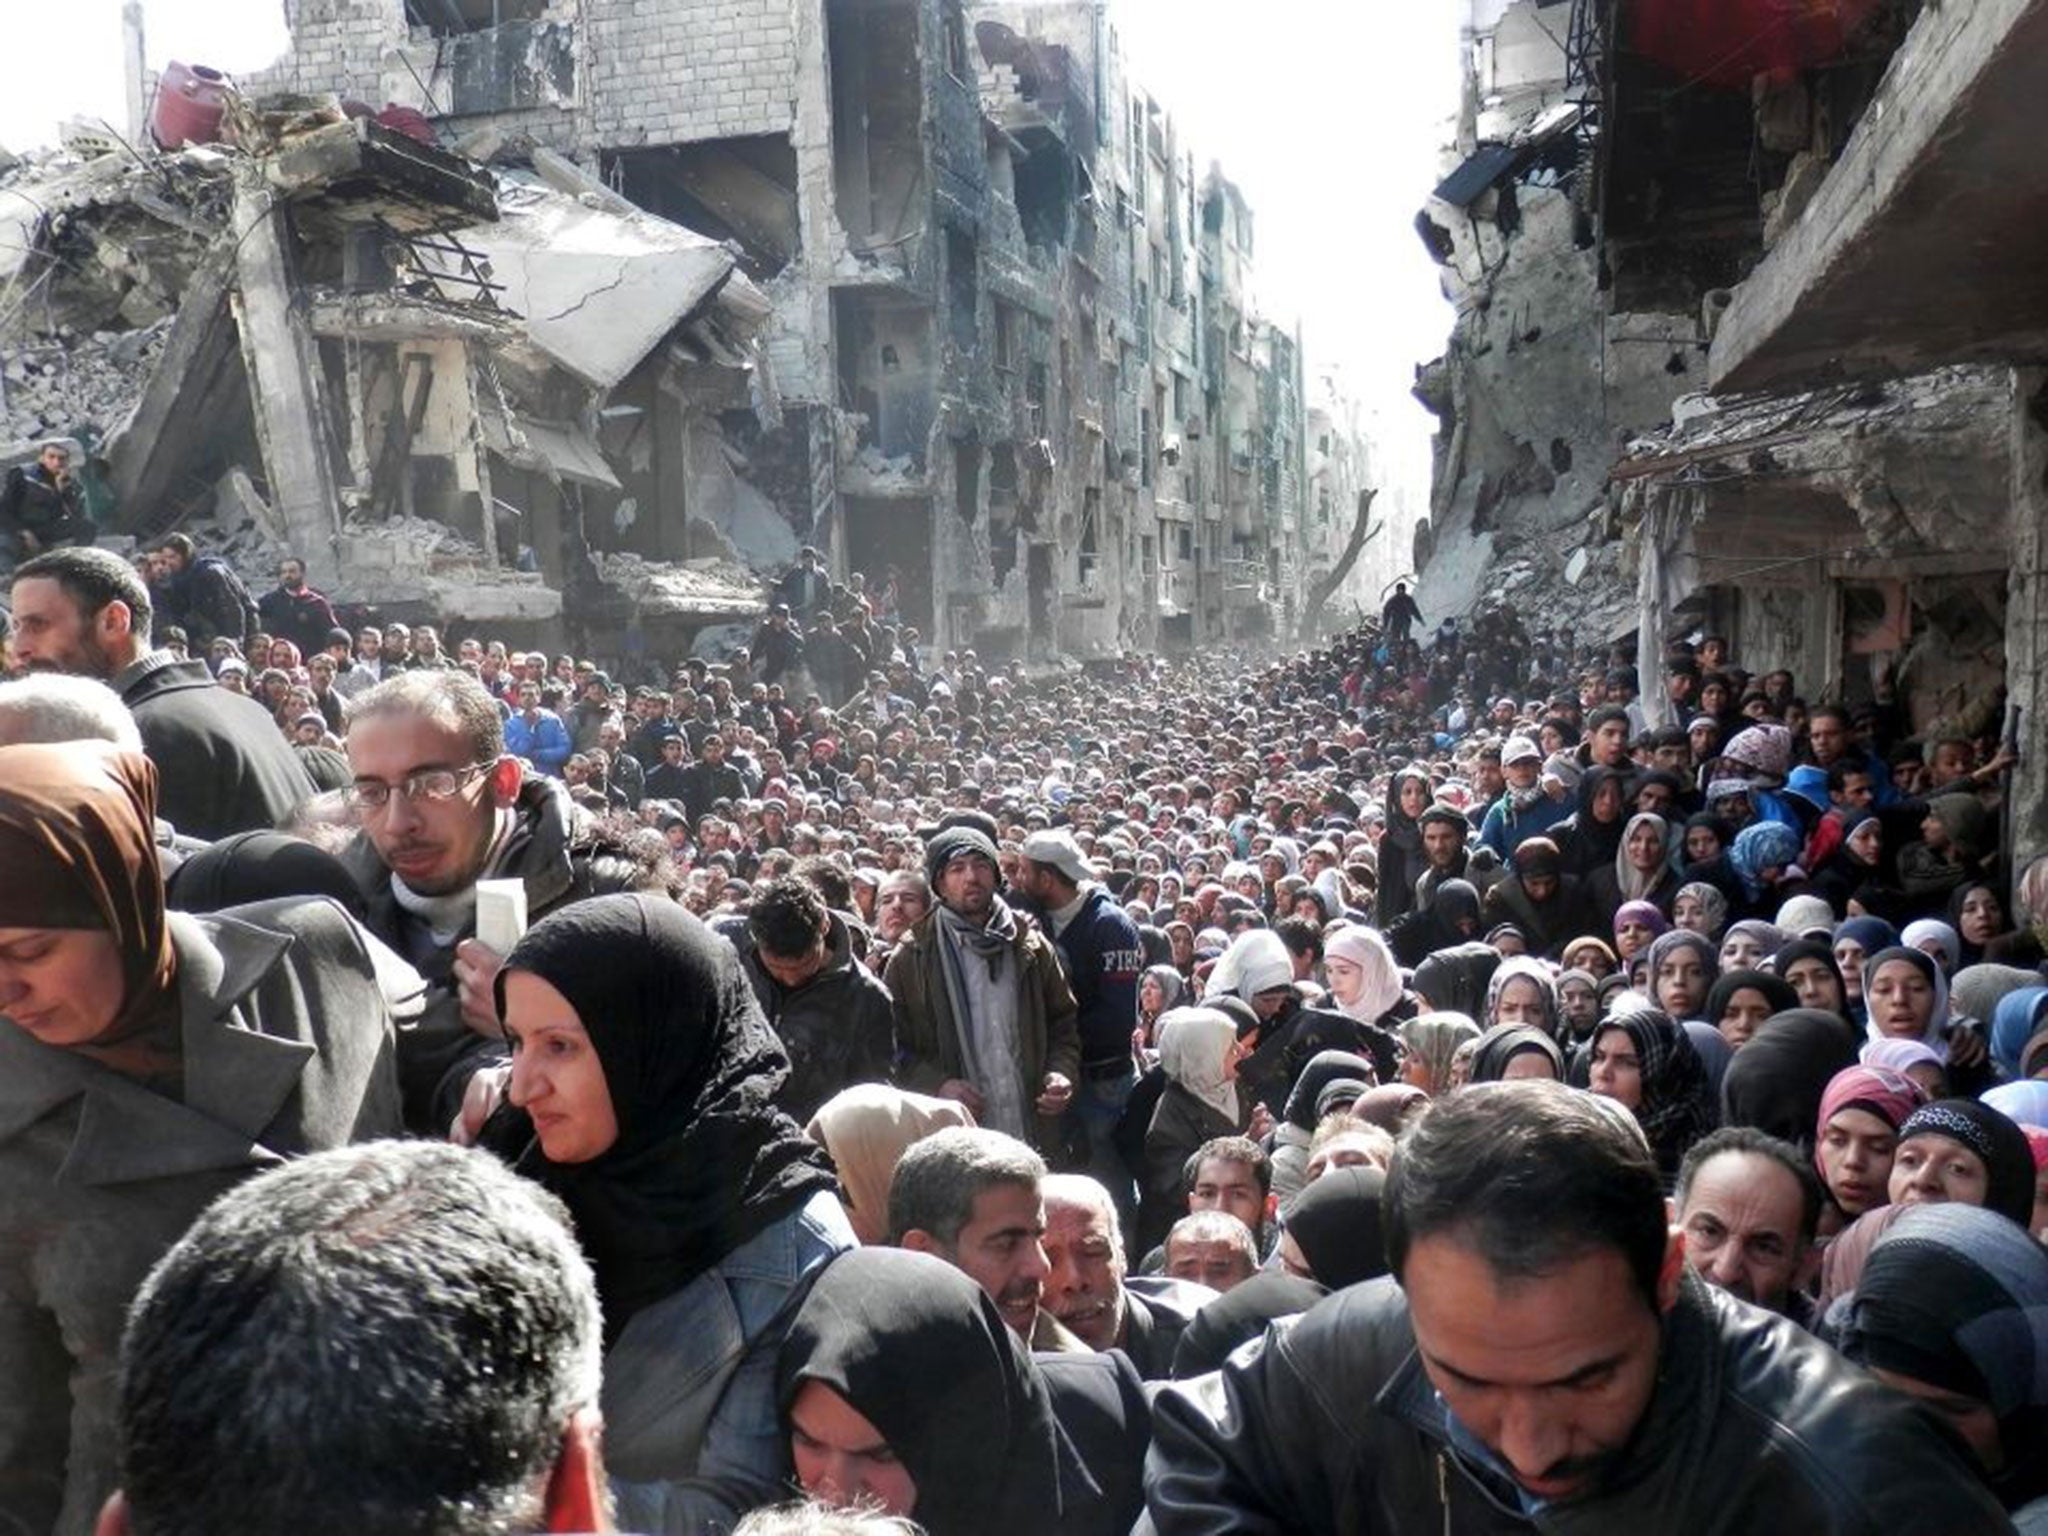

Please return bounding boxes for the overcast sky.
[4,0,1458,492]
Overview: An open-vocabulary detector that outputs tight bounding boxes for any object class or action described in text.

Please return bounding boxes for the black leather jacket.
[1140,1271,2012,1535]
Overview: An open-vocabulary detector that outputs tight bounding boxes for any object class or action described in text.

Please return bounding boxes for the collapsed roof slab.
[1709,0,2048,392]
[450,182,750,391]
[263,118,499,236]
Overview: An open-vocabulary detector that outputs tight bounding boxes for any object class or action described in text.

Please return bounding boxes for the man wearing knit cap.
[886,825,1081,1152]
[1015,827,1146,1207]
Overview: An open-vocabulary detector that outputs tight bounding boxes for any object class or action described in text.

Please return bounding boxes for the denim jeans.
[606,1189,855,1534]
[1067,1067,1139,1221]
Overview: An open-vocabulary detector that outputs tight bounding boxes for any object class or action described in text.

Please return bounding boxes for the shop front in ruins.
[1617,367,2012,743]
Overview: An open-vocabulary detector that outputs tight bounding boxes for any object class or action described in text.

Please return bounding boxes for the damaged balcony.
[1709,0,2048,391]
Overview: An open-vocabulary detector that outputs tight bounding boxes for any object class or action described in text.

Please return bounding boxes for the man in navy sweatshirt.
[1015,828,1145,1216]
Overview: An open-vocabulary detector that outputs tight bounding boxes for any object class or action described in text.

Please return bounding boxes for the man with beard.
[1012,829,1145,1209]
[255,556,339,659]
[340,669,641,1131]
[8,547,311,838]
[885,826,1079,1153]
[1413,803,1471,908]
[1142,1084,2000,1533]
[872,867,933,962]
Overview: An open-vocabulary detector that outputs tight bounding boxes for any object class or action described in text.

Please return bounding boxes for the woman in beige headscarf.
[807,1082,976,1244]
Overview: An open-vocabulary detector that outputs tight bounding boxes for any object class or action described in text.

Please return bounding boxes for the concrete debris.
[0,319,170,445]
[449,177,765,390]
[589,549,766,619]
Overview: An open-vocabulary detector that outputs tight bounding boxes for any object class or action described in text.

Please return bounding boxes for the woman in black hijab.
[776,1246,1146,1536]
[495,892,849,1530]
[1278,1165,1391,1289]
[1374,766,1434,926]
[1718,1009,1860,1151]
[165,828,369,919]
[1702,968,1801,1050]
[1385,876,1483,967]
[1467,1022,1565,1083]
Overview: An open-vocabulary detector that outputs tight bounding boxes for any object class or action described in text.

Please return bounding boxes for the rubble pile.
[0,320,170,446]
[590,550,766,619]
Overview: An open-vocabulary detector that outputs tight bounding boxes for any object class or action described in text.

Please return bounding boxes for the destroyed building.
[1415,0,2048,868]
[13,0,1383,660]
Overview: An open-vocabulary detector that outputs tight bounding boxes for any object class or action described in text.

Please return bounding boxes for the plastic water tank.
[152,62,232,150]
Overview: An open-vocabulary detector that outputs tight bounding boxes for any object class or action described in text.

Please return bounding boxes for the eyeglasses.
[345,762,493,814]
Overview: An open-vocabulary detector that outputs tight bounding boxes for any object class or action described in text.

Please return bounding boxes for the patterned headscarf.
[1590,1005,1717,1180]
[1728,821,1801,902]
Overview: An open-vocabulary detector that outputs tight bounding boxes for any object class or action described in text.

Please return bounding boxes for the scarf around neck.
[936,897,1028,1137]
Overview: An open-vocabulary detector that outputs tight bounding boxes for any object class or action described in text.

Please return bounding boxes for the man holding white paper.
[337,670,647,1132]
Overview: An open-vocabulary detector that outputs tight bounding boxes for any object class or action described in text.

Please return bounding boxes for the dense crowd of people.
[2,534,2046,1535]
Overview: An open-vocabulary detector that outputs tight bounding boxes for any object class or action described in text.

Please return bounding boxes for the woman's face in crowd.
[1590,779,1624,822]
[1818,1107,1897,1215]
[1324,954,1364,1009]
[1684,825,1722,864]
[1625,821,1663,872]
[1139,975,1167,1016]
[1867,959,1935,1039]
[788,1380,918,1517]
[1715,987,1776,1049]
[1781,956,1842,1014]
[1700,681,1729,714]
[1494,975,1546,1027]
[1500,1048,1557,1082]
[1586,1027,1643,1111]
[1614,919,1656,961]
[1671,892,1710,934]
[1889,1133,1990,1210]
[1834,937,1869,999]
[1559,980,1598,1033]
[1399,777,1429,818]
[1719,932,1766,971]
[1847,821,1882,865]
[1957,887,2004,945]
[0,926,126,1048]
[1654,949,1709,1017]
[503,971,619,1164]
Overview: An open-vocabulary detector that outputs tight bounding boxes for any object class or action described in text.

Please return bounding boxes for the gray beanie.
[925,826,1000,885]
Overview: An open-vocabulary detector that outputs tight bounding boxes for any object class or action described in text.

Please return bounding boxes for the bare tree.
[1300,487,1381,638]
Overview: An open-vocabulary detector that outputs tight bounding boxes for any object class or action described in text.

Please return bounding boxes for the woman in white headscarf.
[1321,923,1404,1028]
[1141,1007,1255,1249]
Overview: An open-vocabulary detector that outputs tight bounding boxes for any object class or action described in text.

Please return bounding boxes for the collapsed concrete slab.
[449,179,761,390]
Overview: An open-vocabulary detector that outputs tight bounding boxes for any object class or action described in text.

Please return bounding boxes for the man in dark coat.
[340,669,648,1131]
[1014,828,1145,1207]
[718,875,895,1120]
[749,603,806,686]
[254,556,341,659]
[1042,1174,1213,1380]
[1141,1083,2009,1534]
[8,547,313,840]
[152,532,258,650]
[0,441,94,564]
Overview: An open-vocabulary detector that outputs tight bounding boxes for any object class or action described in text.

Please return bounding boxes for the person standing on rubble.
[256,556,340,661]
[1380,582,1423,648]
[0,441,95,566]
[152,532,259,652]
